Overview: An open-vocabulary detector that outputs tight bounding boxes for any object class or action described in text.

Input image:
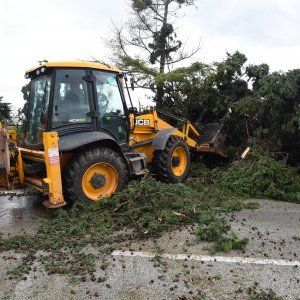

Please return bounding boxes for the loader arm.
[130,108,225,163]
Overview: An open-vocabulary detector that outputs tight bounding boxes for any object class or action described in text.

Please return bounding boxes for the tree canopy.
[153,51,300,163]
[108,0,200,107]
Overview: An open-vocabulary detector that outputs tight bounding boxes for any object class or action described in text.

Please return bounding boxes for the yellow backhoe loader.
[0,61,225,207]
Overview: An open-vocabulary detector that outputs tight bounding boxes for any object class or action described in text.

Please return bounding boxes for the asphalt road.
[0,194,299,300]
[0,192,52,236]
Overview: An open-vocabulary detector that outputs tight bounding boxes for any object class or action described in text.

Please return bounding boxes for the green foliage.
[247,289,283,300]
[246,63,269,90]
[122,56,157,77]
[229,68,300,161]
[219,152,300,203]
[6,83,30,145]
[155,51,252,125]
[21,83,30,102]
[156,50,300,164]
[111,178,204,233]
[195,215,230,242]
[0,176,251,279]
[195,214,249,254]
[0,96,11,121]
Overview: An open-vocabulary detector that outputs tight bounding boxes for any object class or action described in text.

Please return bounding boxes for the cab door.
[93,70,129,144]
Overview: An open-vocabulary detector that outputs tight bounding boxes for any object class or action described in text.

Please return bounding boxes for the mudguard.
[152,128,177,150]
[58,131,119,152]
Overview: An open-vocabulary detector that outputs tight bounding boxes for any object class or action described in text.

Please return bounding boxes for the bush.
[219,153,300,203]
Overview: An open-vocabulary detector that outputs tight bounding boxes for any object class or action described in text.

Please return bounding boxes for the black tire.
[153,135,190,183]
[63,147,128,203]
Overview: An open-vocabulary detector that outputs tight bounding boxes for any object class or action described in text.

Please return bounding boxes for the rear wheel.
[153,135,190,183]
[64,147,127,203]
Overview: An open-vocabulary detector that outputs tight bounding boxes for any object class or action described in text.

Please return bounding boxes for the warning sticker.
[48,148,59,157]
[48,148,60,166]
[49,156,60,166]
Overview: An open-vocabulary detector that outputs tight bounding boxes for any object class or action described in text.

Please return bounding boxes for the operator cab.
[24,62,130,149]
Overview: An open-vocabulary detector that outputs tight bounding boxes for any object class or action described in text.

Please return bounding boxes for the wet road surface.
[0,191,52,236]
[0,196,299,299]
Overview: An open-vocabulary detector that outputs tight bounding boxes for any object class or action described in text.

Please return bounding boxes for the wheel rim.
[82,163,119,201]
[171,147,187,177]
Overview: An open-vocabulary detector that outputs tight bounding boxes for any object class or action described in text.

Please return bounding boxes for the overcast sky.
[1,0,300,110]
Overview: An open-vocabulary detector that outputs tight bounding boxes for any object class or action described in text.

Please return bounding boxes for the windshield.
[25,75,51,145]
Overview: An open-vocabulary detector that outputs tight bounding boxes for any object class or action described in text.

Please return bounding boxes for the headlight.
[36,69,40,75]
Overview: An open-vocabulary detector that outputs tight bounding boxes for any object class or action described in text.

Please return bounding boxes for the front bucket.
[197,123,226,156]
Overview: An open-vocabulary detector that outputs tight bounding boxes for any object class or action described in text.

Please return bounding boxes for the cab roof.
[26,61,120,74]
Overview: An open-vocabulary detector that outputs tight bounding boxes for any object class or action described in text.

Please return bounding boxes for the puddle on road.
[0,192,54,236]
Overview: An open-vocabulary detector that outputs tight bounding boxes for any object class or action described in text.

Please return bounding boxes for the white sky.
[1,0,300,111]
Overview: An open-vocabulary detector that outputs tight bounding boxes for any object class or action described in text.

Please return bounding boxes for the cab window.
[52,69,91,127]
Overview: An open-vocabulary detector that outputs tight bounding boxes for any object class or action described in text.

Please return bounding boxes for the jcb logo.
[135,119,150,126]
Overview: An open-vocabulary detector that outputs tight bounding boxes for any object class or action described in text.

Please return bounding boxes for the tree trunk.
[156,0,169,108]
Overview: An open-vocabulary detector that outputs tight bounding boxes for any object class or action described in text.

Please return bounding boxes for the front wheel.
[153,135,190,183]
[64,147,128,203]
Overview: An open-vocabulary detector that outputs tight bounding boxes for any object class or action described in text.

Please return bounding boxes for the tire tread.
[153,135,190,183]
